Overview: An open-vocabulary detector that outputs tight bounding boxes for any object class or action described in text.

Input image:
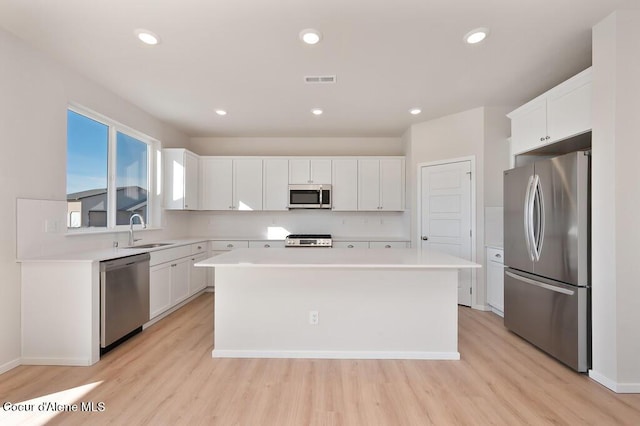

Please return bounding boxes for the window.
[66,107,158,230]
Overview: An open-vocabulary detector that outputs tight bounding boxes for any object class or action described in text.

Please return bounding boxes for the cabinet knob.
[545,136,550,140]
[385,245,391,248]
[347,245,354,248]
[540,137,545,142]
[495,254,502,258]
[422,236,429,240]
[227,244,234,248]
[264,244,270,248]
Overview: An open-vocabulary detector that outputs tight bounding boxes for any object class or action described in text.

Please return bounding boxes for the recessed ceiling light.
[134,29,160,45]
[215,109,227,116]
[311,108,323,116]
[300,29,322,45]
[464,27,490,44]
[409,108,422,115]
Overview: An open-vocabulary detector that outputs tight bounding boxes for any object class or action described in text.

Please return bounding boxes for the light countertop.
[18,238,209,263]
[196,248,481,269]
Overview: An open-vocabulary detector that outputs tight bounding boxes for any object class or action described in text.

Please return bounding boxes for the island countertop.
[196,247,480,269]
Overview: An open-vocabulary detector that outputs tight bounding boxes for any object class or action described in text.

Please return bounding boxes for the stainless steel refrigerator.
[503,151,590,372]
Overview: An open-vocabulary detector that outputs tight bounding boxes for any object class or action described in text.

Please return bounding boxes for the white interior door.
[420,161,472,306]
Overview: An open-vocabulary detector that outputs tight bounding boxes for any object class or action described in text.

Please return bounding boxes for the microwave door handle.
[319,186,323,208]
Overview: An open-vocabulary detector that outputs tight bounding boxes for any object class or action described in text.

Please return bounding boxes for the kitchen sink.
[124,243,173,249]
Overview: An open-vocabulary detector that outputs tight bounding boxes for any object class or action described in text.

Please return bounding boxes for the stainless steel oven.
[288,184,331,209]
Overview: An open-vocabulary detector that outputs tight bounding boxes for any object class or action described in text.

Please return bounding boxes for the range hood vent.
[304,75,336,84]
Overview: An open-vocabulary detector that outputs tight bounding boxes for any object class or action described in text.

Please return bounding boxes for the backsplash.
[186,210,410,240]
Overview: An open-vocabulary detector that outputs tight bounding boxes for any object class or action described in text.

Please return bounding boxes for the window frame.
[66,104,161,233]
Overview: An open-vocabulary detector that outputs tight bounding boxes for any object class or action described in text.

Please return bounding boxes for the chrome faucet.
[128,214,146,246]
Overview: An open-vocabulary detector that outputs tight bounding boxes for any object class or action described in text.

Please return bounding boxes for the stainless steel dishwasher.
[100,252,150,352]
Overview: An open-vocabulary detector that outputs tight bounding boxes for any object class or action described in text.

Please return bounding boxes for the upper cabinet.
[263,159,289,211]
[289,159,332,184]
[332,159,358,211]
[200,158,263,211]
[358,158,404,211]
[163,149,199,210]
[508,67,592,156]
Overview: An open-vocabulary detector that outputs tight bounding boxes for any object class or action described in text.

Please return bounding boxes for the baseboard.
[472,303,492,312]
[0,357,21,375]
[212,349,460,360]
[589,370,640,394]
[21,357,92,366]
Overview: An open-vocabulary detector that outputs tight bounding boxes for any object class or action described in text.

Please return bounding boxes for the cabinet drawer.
[191,241,208,254]
[369,241,408,249]
[150,245,192,266]
[249,241,285,248]
[210,240,249,251]
[333,241,369,249]
[487,247,504,264]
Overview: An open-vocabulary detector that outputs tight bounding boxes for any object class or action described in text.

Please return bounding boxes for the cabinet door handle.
[227,244,234,248]
[545,136,550,140]
[264,244,270,248]
[540,137,545,142]
[347,245,354,248]
[385,245,391,248]
[422,236,429,240]
[495,254,502,258]
[171,264,177,267]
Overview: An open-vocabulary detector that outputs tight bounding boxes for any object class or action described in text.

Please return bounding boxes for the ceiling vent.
[304,75,336,84]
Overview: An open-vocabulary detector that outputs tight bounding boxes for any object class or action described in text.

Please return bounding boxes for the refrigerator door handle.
[524,175,536,261]
[505,271,575,295]
[533,175,545,261]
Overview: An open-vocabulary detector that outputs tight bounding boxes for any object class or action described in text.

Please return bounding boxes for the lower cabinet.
[150,262,173,319]
[149,242,209,320]
[190,253,209,294]
[334,241,409,248]
[486,247,504,316]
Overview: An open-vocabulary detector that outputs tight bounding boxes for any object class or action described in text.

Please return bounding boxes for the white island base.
[198,248,480,360]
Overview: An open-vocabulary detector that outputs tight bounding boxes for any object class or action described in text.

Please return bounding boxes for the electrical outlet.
[309,310,319,325]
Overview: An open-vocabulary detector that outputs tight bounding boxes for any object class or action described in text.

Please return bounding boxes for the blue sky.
[67,110,147,195]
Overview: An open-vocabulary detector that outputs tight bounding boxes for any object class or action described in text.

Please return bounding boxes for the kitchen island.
[196,248,480,360]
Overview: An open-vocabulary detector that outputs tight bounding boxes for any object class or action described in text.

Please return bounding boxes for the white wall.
[0,28,189,373]
[591,10,640,392]
[405,107,511,309]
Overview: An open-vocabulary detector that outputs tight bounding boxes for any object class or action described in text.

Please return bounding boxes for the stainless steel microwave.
[288,184,332,209]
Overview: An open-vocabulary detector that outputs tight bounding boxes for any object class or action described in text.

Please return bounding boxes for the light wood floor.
[1,292,639,425]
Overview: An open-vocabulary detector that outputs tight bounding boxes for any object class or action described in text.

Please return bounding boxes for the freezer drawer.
[504,269,589,372]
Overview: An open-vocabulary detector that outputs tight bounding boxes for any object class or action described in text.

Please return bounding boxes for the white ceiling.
[0,0,636,137]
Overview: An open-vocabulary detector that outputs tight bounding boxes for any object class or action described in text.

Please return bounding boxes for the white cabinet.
[333,241,369,249]
[369,241,408,249]
[190,253,209,295]
[508,67,592,155]
[169,258,190,306]
[189,242,209,296]
[163,149,199,210]
[149,243,208,320]
[263,159,289,211]
[289,159,332,184]
[200,158,233,210]
[332,159,358,211]
[248,240,286,248]
[358,158,404,211]
[150,262,172,319]
[486,247,504,316]
[200,158,263,210]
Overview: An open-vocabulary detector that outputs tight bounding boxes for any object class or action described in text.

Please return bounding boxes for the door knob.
[422,236,429,240]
